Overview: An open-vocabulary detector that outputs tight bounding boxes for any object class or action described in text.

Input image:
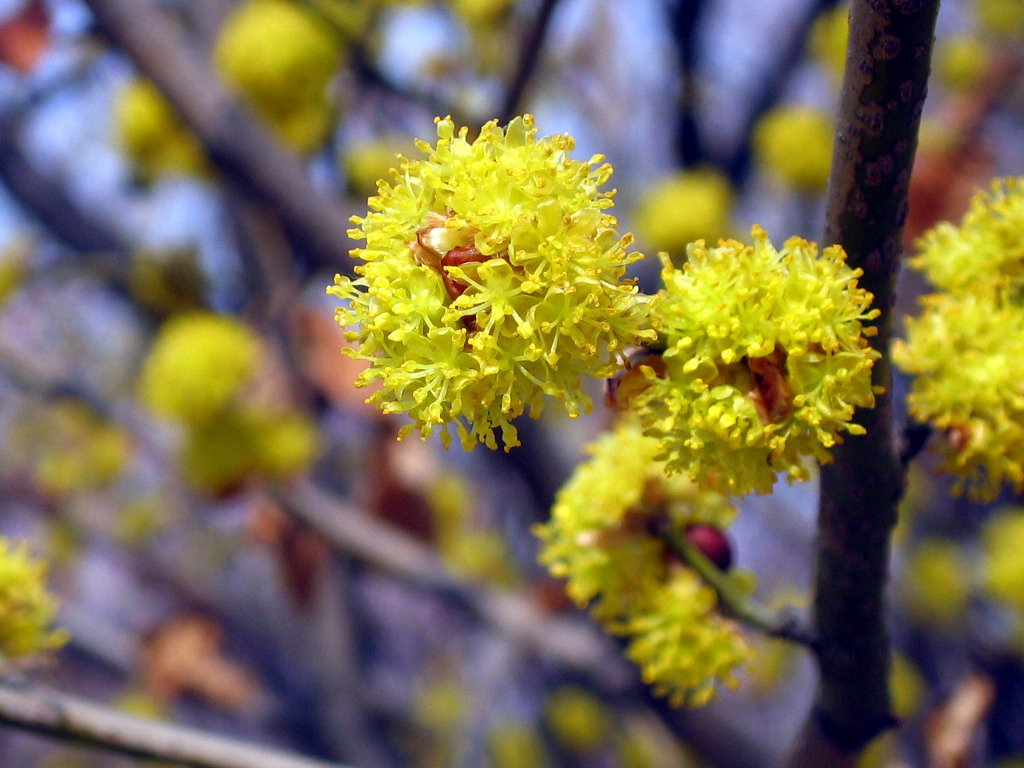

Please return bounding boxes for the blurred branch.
[926,674,996,768]
[725,0,843,183]
[82,0,352,270]
[276,479,782,768]
[497,0,562,124]
[789,1,940,765]
[899,420,932,467]
[668,0,706,166]
[0,116,129,262]
[276,479,621,678]
[0,677,354,768]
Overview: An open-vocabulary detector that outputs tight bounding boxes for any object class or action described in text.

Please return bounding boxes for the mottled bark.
[790,0,940,764]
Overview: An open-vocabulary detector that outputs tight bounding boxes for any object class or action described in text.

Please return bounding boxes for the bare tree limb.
[275,480,782,768]
[724,0,844,183]
[0,116,129,259]
[497,0,562,125]
[789,1,940,764]
[0,677,354,768]
[276,480,625,680]
[82,0,353,271]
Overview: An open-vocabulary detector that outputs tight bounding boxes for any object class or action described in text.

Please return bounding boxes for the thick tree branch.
[0,678,353,768]
[82,0,352,270]
[790,1,940,764]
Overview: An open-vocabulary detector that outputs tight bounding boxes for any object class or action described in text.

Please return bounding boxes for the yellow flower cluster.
[140,312,259,425]
[631,226,880,495]
[535,420,750,707]
[809,3,849,82]
[0,538,67,660]
[139,312,318,494]
[974,0,1024,40]
[908,177,1024,296]
[632,169,733,256]
[214,0,342,153]
[330,115,654,450]
[449,0,513,25]
[752,105,834,192]
[29,401,131,497]
[899,538,970,627]
[115,80,207,182]
[982,509,1024,618]
[181,407,318,495]
[894,178,1024,499]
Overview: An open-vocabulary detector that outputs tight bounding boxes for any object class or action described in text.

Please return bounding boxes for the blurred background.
[0,0,1022,766]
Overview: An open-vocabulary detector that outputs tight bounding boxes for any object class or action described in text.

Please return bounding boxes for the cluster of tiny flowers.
[0,538,67,660]
[894,178,1024,499]
[139,313,318,494]
[535,420,750,706]
[214,0,342,153]
[630,226,880,495]
[330,115,654,450]
[909,178,1024,296]
[140,312,259,425]
[115,80,208,182]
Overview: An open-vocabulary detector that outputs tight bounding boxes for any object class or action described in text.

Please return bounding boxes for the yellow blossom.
[632,169,733,256]
[139,312,259,426]
[115,79,207,182]
[810,3,849,82]
[982,508,1024,613]
[752,105,833,192]
[632,226,880,495]
[214,0,342,153]
[535,420,749,706]
[330,115,654,450]
[894,290,1024,499]
[0,538,67,660]
[909,177,1024,296]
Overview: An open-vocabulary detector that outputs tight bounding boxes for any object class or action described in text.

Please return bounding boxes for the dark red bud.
[685,524,733,571]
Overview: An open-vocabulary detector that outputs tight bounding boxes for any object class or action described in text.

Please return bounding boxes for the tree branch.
[274,480,781,768]
[790,0,940,763]
[82,0,352,270]
[0,116,129,259]
[497,0,562,125]
[275,480,624,679]
[725,0,844,183]
[664,528,817,647]
[0,678,353,768]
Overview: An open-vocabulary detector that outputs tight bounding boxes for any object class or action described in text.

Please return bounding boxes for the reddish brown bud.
[747,343,795,424]
[605,348,667,410]
[685,524,733,571]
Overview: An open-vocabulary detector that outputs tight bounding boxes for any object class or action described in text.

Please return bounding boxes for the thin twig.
[497,0,562,125]
[0,677,353,768]
[664,528,818,647]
